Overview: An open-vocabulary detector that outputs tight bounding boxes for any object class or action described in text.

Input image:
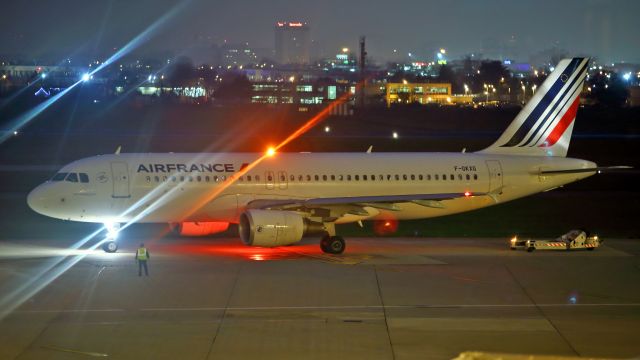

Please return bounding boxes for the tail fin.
[478,58,589,157]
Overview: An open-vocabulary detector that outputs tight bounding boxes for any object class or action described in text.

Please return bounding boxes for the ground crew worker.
[135,243,150,276]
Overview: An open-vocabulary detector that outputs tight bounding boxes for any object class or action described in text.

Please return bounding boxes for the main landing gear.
[320,235,346,254]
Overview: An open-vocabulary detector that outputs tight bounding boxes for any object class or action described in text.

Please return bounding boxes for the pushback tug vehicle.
[510,229,601,252]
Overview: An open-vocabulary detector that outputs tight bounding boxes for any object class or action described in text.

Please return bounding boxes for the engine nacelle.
[239,210,319,247]
[171,221,229,236]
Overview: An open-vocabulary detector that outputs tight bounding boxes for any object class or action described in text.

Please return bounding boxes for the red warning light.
[374,218,398,236]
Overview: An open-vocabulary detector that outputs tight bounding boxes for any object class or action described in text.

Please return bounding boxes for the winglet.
[366,145,373,154]
[115,146,122,155]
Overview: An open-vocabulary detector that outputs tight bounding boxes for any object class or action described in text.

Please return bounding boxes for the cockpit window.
[79,173,89,183]
[51,172,68,182]
[66,173,78,182]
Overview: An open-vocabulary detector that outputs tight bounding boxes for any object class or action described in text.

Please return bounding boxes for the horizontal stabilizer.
[539,166,633,175]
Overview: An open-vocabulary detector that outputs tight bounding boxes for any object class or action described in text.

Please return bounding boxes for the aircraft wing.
[247,192,486,215]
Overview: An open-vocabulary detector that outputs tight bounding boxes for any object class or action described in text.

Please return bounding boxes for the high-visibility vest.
[137,248,148,260]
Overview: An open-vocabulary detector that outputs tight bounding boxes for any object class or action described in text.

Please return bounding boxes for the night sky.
[1,0,639,64]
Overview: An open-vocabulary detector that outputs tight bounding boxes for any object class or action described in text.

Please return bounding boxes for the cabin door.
[485,160,503,193]
[110,162,130,198]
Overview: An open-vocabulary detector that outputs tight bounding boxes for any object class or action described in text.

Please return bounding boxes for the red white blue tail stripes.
[479,58,589,157]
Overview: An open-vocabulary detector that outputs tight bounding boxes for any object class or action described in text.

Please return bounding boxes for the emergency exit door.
[277,171,288,190]
[110,162,131,198]
[485,160,503,193]
[265,171,275,190]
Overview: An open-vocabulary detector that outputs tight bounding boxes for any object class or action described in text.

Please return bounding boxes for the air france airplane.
[28,58,604,254]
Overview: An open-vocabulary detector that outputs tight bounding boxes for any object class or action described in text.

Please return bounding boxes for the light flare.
[177,91,353,223]
[0,1,189,146]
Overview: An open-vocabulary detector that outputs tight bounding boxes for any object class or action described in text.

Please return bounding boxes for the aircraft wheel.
[319,235,331,253]
[526,247,534,252]
[102,241,118,253]
[322,236,345,255]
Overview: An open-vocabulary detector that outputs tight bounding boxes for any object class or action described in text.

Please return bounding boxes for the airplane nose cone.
[27,186,48,215]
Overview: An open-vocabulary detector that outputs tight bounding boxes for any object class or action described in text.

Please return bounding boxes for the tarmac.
[1,234,639,360]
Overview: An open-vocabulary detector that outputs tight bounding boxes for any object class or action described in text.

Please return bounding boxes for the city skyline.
[1,0,639,65]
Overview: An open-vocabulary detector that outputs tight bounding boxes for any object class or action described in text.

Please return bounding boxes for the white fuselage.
[27,152,596,225]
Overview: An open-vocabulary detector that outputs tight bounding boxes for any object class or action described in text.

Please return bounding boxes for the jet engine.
[239,210,325,247]
[171,222,230,236]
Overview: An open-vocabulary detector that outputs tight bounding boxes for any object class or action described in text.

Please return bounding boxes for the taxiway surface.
[1,235,639,360]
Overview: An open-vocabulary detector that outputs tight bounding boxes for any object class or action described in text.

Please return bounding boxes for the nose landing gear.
[102,222,121,253]
[102,241,118,253]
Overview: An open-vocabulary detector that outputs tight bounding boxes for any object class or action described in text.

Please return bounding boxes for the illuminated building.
[322,48,357,72]
[436,48,447,65]
[250,82,351,107]
[275,22,310,65]
[385,82,473,107]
